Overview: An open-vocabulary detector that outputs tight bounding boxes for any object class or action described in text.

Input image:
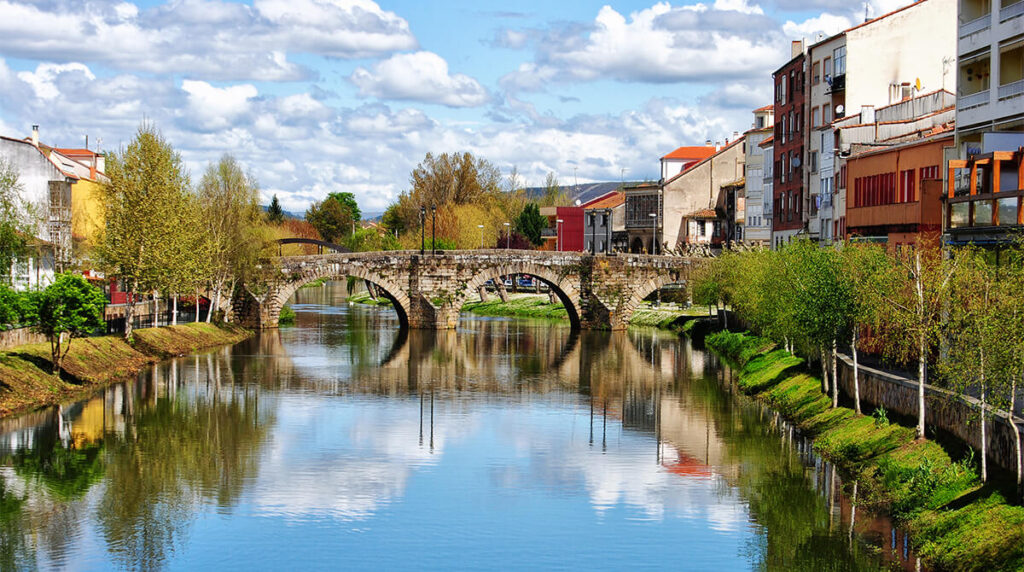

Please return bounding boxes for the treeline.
[693,239,1024,488]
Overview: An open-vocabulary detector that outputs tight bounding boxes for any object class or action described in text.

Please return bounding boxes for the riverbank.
[0,323,252,418]
[706,331,1024,571]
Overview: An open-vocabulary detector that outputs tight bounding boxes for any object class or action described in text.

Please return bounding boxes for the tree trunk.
[208,285,220,323]
[917,341,927,440]
[831,338,839,409]
[51,332,63,374]
[194,288,201,322]
[1013,375,1022,495]
[852,329,861,415]
[153,293,160,329]
[980,358,988,483]
[820,345,829,395]
[172,294,178,326]
[125,277,138,342]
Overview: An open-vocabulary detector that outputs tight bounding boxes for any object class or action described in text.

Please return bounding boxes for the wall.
[835,353,1024,474]
[744,129,773,243]
[0,137,66,240]
[71,178,105,248]
[773,53,807,233]
[0,327,46,350]
[556,207,584,251]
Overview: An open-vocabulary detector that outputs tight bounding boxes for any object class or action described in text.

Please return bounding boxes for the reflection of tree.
[0,475,31,570]
[14,442,105,502]
[96,363,272,569]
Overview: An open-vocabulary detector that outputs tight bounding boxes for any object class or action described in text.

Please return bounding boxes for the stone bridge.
[233,249,698,331]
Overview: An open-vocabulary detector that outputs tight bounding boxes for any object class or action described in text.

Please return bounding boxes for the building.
[772,41,808,248]
[679,208,724,247]
[661,145,718,180]
[759,135,775,245]
[623,182,662,253]
[743,106,775,245]
[846,131,952,247]
[583,191,625,254]
[945,147,1024,245]
[956,0,1024,148]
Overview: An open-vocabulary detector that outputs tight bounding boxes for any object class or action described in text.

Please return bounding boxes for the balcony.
[825,74,845,94]
[999,79,1024,100]
[1001,0,1024,21]
[959,89,991,109]
[960,14,992,36]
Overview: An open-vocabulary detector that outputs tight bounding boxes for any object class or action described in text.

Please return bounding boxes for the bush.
[278,305,296,325]
[0,285,39,327]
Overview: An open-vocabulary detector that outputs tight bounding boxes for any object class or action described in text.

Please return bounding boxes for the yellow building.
[48,147,107,250]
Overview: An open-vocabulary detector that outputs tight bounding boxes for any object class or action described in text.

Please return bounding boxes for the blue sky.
[0,0,911,214]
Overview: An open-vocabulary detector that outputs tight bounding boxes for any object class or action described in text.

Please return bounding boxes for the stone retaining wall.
[835,354,1023,473]
[0,327,46,350]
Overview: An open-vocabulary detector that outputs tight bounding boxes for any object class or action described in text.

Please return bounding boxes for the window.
[810,151,818,173]
[789,111,794,138]
[920,165,940,180]
[833,46,846,76]
[781,75,787,102]
[900,169,916,202]
[813,61,821,85]
[698,221,706,236]
[824,57,832,78]
[780,152,787,183]
[823,104,832,123]
[812,106,820,127]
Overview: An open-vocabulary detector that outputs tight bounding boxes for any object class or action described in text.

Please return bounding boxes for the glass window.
[812,61,820,84]
[974,201,993,226]
[824,57,832,77]
[833,46,846,75]
[998,198,1018,226]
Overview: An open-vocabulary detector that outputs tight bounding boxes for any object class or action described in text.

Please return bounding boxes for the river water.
[0,282,922,570]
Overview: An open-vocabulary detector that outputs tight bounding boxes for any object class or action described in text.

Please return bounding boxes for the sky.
[0,0,914,215]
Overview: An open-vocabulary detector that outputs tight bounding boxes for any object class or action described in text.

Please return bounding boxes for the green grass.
[0,323,252,417]
[278,305,296,325]
[462,295,569,321]
[706,330,1024,571]
[347,291,394,307]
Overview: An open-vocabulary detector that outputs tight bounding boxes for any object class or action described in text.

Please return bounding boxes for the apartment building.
[772,42,807,248]
[660,139,745,251]
[743,106,775,245]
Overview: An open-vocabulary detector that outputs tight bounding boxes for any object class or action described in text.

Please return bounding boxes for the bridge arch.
[269,262,411,329]
[610,272,683,330]
[457,262,583,330]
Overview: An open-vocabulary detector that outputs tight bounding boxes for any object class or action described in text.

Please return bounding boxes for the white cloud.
[181,80,258,131]
[350,52,490,108]
[0,0,417,82]
[17,63,96,100]
[782,13,852,39]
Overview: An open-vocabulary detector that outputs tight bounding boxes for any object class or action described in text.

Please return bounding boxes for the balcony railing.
[1001,0,1024,21]
[998,79,1024,100]
[958,89,990,109]
[959,14,991,36]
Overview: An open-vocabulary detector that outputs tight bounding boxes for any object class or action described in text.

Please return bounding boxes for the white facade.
[743,128,774,244]
[956,0,1024,145]
[660,140,745,250]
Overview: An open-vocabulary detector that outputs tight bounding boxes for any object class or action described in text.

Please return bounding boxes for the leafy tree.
[327,192,361,223]
[98,122,190,341]
[266,194,284,224]
[342,227,401,252]
[35,273,105,375]
[839,242,890,414]
[197,154,268,323]
[538,172,570,207]
[515,202,547,246]
[493,230,533,250]
[0,159,39,285]
[306,197,353,244]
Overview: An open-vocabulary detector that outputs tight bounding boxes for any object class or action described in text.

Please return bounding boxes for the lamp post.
[556,218,563,251]
[649,212,658,255]
[478,224,484,249]
[431,205,437,255]
[504,222,511,249]
[420,206,426,256]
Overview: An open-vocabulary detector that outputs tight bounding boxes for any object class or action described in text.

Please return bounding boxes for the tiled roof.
[685,208,719,220]
[758,135,774,147]
[662,145,717,161]
[583,192,624,210]
[754,104,773,112]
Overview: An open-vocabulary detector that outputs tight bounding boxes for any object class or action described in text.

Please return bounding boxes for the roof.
[583,191,624,210]
[754,104,773,113]
[663,137,745,186]
[848,128,955,160]
[809,0,937,51]
[684,208,719,220]
[662,145,717,161]
[53,148,101,158]
[0,135,79,180]
[758,135,774,147]
[580,190,620,208]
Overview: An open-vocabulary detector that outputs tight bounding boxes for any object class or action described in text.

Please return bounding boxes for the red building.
[772,41,807,246]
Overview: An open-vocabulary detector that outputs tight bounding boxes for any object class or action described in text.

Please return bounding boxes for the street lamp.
[556,218,564,251]
[420,206,426,256]
[504,222,511,249]
[431,205,437,255]
[478,224,484,249]
[649,212,658,255]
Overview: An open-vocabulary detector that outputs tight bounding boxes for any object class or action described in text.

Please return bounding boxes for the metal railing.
[959,14,991,36]
[998,79,1024,100]
[958,89,990,109]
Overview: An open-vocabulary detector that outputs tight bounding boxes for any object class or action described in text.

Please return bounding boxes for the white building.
[743,106,775,245]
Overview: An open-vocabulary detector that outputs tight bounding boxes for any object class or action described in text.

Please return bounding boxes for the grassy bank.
[0,323,252,418]
[461,294,569,321]
[706,331,1024,571]
[346,291,394,307]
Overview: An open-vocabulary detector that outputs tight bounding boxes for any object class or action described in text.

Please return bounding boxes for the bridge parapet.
[235,250,698,331]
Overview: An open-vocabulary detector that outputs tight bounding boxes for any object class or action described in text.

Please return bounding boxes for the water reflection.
[0,282,919,570]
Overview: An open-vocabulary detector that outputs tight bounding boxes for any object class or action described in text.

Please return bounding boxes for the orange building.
[845,132,951,247]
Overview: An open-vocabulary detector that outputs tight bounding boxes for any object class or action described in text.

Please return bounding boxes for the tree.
[98,122,190,341]
[35,273,105,375]
[327,192,361,223]
[839,242,890,414]
[515,203,547,246]
[266,195,284,224]
[0,159,39,284]
[306,198,353,244]
[493,230,533,250]
[538,172,570,207]
[197,155,269,323]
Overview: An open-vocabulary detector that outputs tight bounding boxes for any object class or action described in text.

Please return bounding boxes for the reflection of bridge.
[234,250,697,330]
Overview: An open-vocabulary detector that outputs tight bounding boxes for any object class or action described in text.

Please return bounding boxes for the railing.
[958,89,990,109]
[959,14,991,36]
[998,79,1024,100]
[1001,0,1024,21]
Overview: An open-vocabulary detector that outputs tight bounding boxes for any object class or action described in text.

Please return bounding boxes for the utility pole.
[431,205,437,255]
[420,206,426,256]
[478,224,484,249]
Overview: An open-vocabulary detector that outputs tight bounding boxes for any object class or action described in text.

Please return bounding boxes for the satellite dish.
[575,199,582,206]
[915,78,922,91]
[791,156,802,168]
[835,104,845,115]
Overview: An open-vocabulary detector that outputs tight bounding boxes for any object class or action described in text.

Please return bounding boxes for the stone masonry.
[233,249,698,331]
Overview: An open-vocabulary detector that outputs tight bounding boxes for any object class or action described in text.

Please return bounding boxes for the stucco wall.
[662,141,745,249]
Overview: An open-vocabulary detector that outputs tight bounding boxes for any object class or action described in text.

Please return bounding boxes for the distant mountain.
[523,181,642,206]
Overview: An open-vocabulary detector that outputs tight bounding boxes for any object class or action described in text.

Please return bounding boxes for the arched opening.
[612,273,681,330]
[630,237,645,254]
[276,270,410,330]
[457,266,582,330]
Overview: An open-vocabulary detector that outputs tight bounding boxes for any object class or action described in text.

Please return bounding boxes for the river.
[0,282,921,570]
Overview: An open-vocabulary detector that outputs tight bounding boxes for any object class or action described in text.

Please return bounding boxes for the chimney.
[860,105,875,124]
[705,139,713,146]
[732,131,740,140]
[31,125,39,147]
[715,141,722,152]
[791,40,804,59]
